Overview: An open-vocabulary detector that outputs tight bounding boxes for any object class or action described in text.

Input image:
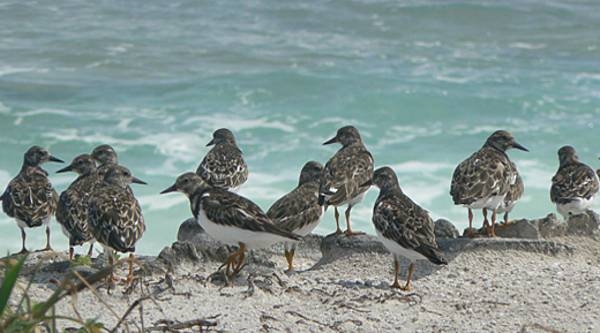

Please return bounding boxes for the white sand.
[6,236,600,333]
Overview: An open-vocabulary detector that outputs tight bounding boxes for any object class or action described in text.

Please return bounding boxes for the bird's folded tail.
[417,244,448,265]
[556,197,580,205]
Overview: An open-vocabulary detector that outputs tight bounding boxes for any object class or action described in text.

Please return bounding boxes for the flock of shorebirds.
[1,126,599,290]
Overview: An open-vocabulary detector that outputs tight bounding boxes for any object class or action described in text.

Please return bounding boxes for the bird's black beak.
[323,136,338,145]
[49,155,64,163]
[160,184,177,194]
[512,142,529,152]
[132,177,147,185]
[56,165,73,173]
[361,179,373,188]
[206,138,215,147]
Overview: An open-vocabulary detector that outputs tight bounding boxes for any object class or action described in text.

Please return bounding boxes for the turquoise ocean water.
[1,1,600,255]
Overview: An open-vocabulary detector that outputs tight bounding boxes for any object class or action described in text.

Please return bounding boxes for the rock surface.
[567,210,600,237]
[434,218,460,239]
[495,219,541,239]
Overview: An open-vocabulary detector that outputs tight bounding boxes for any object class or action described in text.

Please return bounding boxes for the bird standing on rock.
[450,130,528,237]
[161,173,301,281]
[56,154,98,260]
[1,146,63,254]
[496,160,524,227]
[196,128,248,191]
[89,165,146,283]
[365,166,447,291]
[319,126,374,236]
[550,145,599,219]
[267,161,324,272]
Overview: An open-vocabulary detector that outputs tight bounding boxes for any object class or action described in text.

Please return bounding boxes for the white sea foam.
[573,72,600,84]
[389,161,454,175]
[0,102,9,114]
[42,129,202,164]
[509,42,546,50]
[14,108,78,126]
[517,159,555,190]
[0,66,48,77]
[183,115,296,133]
[373,125,443,147]
[138,194,188,212]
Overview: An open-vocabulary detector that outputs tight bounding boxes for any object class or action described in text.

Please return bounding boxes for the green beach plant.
[0,254,112,333]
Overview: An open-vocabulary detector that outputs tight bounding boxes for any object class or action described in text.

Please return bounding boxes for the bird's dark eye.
[182,179,189,183]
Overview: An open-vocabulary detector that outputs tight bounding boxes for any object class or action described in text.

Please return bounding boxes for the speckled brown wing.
[267,182,323,233]
[196,144,248,189]
[373,192,446,264]
[191,188,301,240]
[504,161,524,206]
[2,168,58,227]
[450,147,512,205]
[89,185,145,253]
[320,144,374,206]
[56,175,96,246]
[550,163,599,203]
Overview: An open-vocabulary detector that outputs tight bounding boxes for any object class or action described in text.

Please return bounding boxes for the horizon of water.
[1,0,600,255]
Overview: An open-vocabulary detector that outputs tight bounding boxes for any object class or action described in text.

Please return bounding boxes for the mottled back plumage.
[550,146,599,204]
[56,154,97,246]
[498,161,524,214]
[2,146,61,228]
[319,126,374,206]
[371,167,446,265]
[450,130,527,208]
[196,128,248,190]
[89,165,146,253]
[267,161,324,233]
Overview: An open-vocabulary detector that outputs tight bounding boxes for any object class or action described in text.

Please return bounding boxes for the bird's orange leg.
[231,243,247,276]
[344,205,365,237]
[41,225,53,251]
[467,208,474,238]
[334,207,342,234]
[284,248,295,273]
[391,257,402,289]
[401,262,415,292]
[489,209,498,237]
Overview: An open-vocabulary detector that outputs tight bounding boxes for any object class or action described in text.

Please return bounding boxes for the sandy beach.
[3,214,600,333]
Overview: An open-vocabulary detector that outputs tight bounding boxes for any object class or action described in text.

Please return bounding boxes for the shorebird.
[196,128,248,191]
[89,165,146,283]
[91,144,119,179]
[161,173,301,280]
[450,130,528,237]
[1,146,63,253]
[56,154,97,260]
[365,167,447,290]
[319,126,374,236]
[267,161,324,272]
[497,161,524,226]
[550,146,599,219]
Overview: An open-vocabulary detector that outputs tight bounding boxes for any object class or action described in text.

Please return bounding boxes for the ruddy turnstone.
[267,161,324,272]
[161,173,301,279]
[89,165,146,283]
[91,144,119,179]
[450,130,528,237]
[496,161,524,226]
[56,154,97,260]
[365,167,447,290]
[196,128,248,191]
[319,126,374,236]
[550,145,599,219]
[1,146,63,253]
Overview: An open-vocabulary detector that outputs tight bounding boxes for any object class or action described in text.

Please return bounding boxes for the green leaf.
[0,255,27,317]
